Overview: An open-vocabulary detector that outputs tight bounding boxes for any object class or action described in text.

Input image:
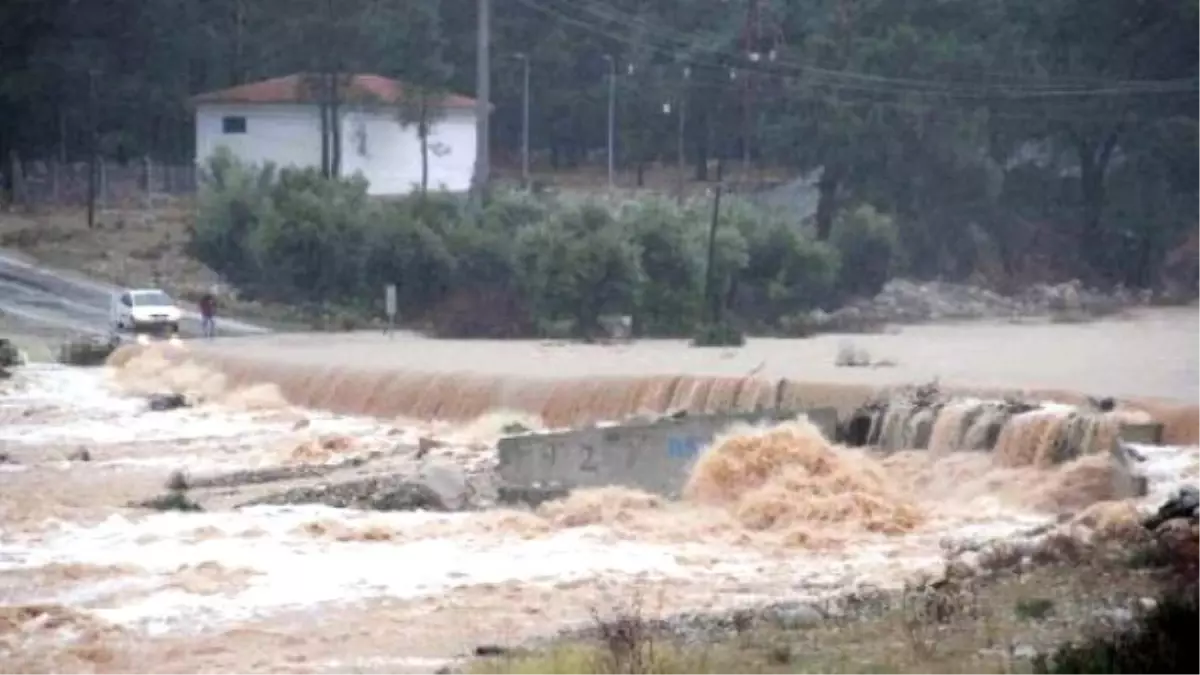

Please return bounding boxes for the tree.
[397,84,449,194]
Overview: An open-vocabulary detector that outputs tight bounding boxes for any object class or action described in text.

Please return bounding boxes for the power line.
[516,0,1198,100]
[541,0,1197,94]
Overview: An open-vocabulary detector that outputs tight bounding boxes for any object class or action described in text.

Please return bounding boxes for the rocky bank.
[807,278,1152,333]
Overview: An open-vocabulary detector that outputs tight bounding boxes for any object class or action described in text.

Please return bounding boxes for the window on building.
[222,116,247,134]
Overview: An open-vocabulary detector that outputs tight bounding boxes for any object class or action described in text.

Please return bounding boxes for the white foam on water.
[2,365,1197,646]
[1,507,700,634]
[1130,442,1200,503]
[0,365,407,477]
[0,499,1065,637]
[2,364,131,408]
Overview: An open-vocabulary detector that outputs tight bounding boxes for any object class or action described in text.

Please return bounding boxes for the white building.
[191,73,478,195]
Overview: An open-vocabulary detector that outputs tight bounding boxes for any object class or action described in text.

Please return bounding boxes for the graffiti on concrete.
[667,436,701,459]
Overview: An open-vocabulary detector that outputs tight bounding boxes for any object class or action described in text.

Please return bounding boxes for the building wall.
[195,104,323,174]
[195,103,477,195]
[340,107,477,195]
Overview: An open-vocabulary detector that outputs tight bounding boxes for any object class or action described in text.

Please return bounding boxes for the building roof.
[191,73,476,109]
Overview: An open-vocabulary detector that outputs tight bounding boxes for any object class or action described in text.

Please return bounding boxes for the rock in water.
[57,334,118,366]
[367,482,448,512]
[0,338,21,368]
[418,461,472,511]
[835,340,871,367]
[147,393,189,412]
[237,476,449,512]
[1143,485,1200,530]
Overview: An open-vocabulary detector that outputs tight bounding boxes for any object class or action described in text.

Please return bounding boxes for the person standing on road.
[199,288,217,339]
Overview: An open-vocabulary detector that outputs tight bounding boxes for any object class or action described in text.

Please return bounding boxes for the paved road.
[0,250,269,338]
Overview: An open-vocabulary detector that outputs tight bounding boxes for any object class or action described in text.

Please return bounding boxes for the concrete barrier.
[497,408,838,498]
[1109,438,1150,499]
[1107,421,1164,500]
[1119,422,1164,445]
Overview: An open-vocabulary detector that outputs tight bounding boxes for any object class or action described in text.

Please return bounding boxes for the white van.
[110,288,182,335]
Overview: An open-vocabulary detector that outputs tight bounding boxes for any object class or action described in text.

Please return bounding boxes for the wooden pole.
[703,184,723,324]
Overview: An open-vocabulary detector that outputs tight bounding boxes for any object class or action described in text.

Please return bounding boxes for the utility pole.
[473,0,491,200]
[676,66,690,206]
[740,0,761,176]
[704,184,724,325]
[86,69,98,230]
[603,54,615,190]
[328,0,342,179]
[514,53,530,189]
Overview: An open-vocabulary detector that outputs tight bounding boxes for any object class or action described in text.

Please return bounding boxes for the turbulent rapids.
[1,321,1198,672]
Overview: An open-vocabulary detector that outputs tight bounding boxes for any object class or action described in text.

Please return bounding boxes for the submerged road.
[4,246,1196,402]
[0,249,269,338]
[188,308,1200,403]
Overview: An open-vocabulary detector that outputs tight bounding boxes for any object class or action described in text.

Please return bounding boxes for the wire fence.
[7,157,197,210]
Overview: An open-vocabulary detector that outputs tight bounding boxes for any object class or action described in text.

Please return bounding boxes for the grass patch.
[1014,597,1056,622]
[473,548,1193,675]
[1033,594,1198,673]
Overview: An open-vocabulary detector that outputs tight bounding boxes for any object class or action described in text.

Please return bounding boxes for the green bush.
[686,201,750,324]
[480,187,553,233]
[515,202,644,338]
[1033,594,1197,674]
[191,147,278,286]
[429,198,532,337]
[737,218,841,329]
[189,154,915,339]
[620,198,704,336]
[830,204,903,296]
[248,168,371,301]
[360,201,456,315]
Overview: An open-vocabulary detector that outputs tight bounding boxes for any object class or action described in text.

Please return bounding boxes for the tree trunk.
[1073,122,1123,270]
[421,132,429,193]
[694,108,709,181]
[815,164,842,241]
[636,160,644,187]
[420,103,429,194]
[1079,154,1104,241]
[319,75,331,178]
[330,75,342,179]
[231,0,245,85]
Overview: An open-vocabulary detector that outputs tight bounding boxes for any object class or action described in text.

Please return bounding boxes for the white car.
[110,288,182,335]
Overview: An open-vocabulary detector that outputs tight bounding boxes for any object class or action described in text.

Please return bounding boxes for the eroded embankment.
[105,343,1199,446]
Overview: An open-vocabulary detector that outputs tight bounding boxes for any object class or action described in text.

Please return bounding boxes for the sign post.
[384,284,397,337]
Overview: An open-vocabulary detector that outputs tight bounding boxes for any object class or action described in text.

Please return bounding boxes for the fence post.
[143,155,153,210]
[52,160,61,205]
[9,151,27,210]
[99,157,108,211]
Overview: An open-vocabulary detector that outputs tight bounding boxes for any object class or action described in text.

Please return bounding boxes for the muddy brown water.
[115,307,1199,442]
[5,308,1197,673]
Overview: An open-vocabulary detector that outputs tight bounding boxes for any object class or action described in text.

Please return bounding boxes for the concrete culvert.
[842,412,875,447]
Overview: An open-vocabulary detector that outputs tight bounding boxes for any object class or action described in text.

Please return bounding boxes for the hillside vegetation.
[1,0,1195,300]
[189,151,893,339]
